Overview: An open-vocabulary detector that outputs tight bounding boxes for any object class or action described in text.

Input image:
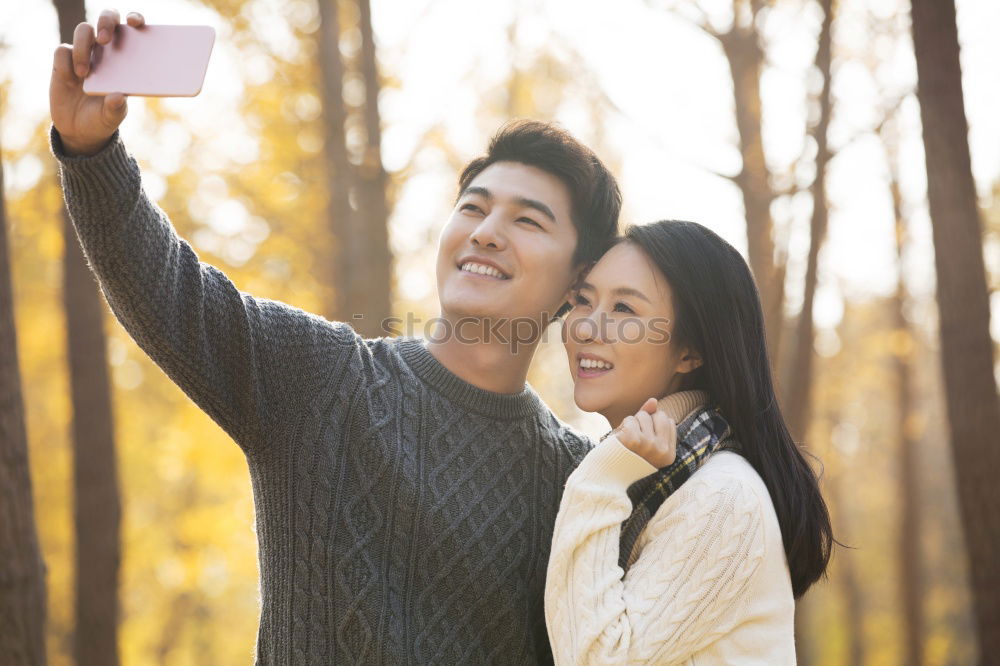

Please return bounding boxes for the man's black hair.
[458,119,622,267]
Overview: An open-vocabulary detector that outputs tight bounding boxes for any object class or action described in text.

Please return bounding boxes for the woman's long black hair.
[624,219,834,599]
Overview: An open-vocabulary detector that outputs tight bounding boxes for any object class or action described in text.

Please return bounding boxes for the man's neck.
[424,317,540,395]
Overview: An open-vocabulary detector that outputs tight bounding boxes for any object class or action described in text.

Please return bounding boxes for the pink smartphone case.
[83,25,215,97]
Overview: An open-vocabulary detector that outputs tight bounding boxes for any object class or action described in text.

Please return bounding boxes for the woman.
[544,220,834,664]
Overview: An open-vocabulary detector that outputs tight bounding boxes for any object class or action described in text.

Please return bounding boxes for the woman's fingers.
[615,404,678,468]
[126,12,146,27]
[635,410,654,438]
[72,21,95,78]
[652,410,676,466]
[652,409,673,441]
[617,415,638,446]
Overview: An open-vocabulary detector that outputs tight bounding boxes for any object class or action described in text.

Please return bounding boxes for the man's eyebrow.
[459,185,493,201]
[457,186,557,224]
[515,197,556,224]
[577,281,652,304]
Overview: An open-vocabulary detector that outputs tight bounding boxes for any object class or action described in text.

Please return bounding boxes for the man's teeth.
[461,262,508,279]
[580,358,614,370]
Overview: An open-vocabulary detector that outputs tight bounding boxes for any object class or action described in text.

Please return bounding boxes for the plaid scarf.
[612,402,738,572]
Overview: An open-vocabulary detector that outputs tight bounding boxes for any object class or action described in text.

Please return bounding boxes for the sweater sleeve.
[544,439,766,665]
[50,126,361,454]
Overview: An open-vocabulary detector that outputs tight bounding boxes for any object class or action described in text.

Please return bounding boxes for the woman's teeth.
[580,358,613,370]
[460,262,509,279]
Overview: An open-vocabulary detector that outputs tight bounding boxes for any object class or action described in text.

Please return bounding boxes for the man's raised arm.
[49,10,361,453]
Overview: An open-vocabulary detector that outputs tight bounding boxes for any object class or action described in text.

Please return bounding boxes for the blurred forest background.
[2,0,999,664]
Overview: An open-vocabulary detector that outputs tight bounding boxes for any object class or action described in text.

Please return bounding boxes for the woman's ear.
[678,349,704,373]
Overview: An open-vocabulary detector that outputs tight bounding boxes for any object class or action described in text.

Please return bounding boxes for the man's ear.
[566,261,593,295]
[552,263,588,321]
[559,285,574,305]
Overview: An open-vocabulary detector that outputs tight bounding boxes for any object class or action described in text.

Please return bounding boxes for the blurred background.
[2,0,998,664]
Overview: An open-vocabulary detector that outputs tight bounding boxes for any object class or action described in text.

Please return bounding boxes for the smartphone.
[83,24,215,97]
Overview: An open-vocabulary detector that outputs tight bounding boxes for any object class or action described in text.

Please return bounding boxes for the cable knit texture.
[50,126,599,665]
[544,421,796,664]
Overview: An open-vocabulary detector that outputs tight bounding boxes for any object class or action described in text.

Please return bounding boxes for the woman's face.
[562,241,702,429]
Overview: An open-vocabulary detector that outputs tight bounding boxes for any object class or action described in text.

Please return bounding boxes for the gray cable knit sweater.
[50,126,595,665]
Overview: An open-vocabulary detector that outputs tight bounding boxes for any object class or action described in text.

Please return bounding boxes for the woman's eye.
[613,302,634,314]
[572,293,591,307]
[518,217,542,228]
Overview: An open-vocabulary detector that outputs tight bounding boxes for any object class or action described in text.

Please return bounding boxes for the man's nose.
[470,213,506,250]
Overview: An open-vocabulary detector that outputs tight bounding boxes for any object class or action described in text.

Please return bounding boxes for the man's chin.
[439,288,514,320]
[440,300,505,320]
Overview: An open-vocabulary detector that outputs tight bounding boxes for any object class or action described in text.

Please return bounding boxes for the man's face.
[436,161,580,327]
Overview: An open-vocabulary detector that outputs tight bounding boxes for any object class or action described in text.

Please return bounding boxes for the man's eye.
[614,302,634,314]
[518,217,542,228]
[461,203,483,213]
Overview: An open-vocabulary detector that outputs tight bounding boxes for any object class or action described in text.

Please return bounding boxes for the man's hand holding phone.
[50,10,145,157]
[51,10,214,158]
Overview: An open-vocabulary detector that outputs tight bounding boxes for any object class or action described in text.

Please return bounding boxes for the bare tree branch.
[645,0,727,41]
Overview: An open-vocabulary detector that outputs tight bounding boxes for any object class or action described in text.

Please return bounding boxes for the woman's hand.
[615,397,677,468]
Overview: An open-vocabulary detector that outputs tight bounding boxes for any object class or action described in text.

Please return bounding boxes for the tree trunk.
[910,0,1000,660]
[0,118,48,666]
[62,207,122,666]
[717,2,785,366]
[53,2,123,665]
[317,0,361,326]
[829,458,866,666]
[355,0,393,338]
[783,0,833,444]
[783,2,834,661]
[883,124,925,666]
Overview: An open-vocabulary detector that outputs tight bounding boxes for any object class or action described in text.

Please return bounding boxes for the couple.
[49,10,832,664]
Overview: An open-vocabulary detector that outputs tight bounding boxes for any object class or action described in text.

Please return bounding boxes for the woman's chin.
[573,388,612,417]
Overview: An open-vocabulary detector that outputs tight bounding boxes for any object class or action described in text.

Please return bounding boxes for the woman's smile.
[576,351,615,379]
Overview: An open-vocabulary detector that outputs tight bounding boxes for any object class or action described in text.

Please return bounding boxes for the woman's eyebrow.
[577,282,652,304]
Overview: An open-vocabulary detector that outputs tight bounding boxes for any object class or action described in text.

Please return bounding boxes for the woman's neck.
[602,389,711,432]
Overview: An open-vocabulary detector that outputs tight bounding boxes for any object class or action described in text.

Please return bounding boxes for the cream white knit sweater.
[544,391,796,665]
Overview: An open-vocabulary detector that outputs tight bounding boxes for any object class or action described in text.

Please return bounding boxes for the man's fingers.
[103,93,128,124]
[53,44,77,84]
[72,22,95,78]
[96,9,122,44]
[125,12,145,27]
[104,92,127,109]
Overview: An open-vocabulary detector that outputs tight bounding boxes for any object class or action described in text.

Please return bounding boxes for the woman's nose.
[571,310,610,345]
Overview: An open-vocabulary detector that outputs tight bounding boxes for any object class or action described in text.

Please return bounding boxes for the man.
[49,10,721,664]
